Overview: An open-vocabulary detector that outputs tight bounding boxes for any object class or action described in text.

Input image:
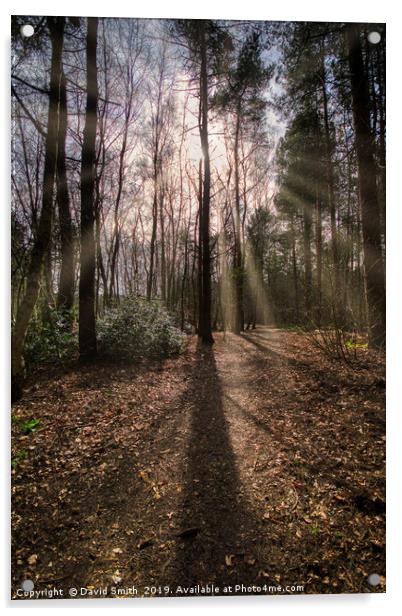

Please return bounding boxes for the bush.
[306,327,368,365]
[97,296,185,359]
[23,305,77,366]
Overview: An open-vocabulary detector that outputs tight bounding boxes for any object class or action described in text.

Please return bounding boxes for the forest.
[11,17,385,598]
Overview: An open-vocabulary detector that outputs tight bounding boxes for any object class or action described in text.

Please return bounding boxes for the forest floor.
[11,327,386,599]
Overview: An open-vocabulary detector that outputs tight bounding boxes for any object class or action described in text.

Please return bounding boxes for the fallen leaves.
[138,469,162,500]
[11,329,385,596]
[111,570,122,584]
[225,553,257,567]
[137,538,153,550]
[225,554,235,567]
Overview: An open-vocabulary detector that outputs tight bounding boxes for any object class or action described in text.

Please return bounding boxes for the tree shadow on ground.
[167,342,267,594]
[242,330,310,369]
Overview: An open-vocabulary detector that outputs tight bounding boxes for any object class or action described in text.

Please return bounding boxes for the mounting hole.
[21,24,35,38]
[367,573,381,586]
[368,31,381,45]
[21,579,34,592]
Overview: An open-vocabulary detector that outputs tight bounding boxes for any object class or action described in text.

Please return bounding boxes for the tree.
[174,19,231,343]
[10,17,385,379]
[275,109,321,325]
[213,31,270,333]
[146,44,175,301]
[198,21,214,343]
[12,17,65,399]
[79,17,99,359]
[346,23,385,349]
[56,70,75,315]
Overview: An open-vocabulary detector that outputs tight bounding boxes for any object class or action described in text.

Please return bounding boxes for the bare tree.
[56,70,75,315]
[12,17,65,399]
[79,17,99,359]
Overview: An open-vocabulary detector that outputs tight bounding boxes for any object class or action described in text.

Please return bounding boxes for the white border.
[2,1,401,614]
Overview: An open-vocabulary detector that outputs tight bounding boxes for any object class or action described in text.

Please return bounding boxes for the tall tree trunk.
[108,228,120,302]
[192,197,199,330]
[43,238,54,313]
[232,102,244,334]
[291,214,299,323]
[147,188,158,301]
[146,58,166,302]
[159,188,167,303]
[344,144,354,324]
[375,40,386,248]
[11,17,65,400]
[346,23,386,349]
[315,181,322,327]
[79,17,98,359]
[56,70,75,315]
[320,52,340,314]
[198,22,214,344]
[180,223,190,331]
[109,105,129,301]
[197,159,203,333]
[303,199,312,324]
[95,203,108,310]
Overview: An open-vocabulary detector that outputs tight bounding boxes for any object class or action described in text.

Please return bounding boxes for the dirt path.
[11,327,385,598]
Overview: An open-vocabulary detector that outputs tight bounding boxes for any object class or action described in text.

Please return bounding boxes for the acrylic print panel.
[11,15,386,600]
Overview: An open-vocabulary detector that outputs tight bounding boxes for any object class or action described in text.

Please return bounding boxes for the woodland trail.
[11,327,385,597]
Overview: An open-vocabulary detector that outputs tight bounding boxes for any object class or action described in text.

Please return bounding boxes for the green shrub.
[97,296,185,359]
[23,306,77,366]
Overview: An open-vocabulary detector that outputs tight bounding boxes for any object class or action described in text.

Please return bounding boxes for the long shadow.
[222,392,273,436]
[167,342,266,594]
[242,330,386,509]
[242,330,355,394]
[242,331,310,369]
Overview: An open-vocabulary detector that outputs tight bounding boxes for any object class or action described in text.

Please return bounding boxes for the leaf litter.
[11,327,385,596]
